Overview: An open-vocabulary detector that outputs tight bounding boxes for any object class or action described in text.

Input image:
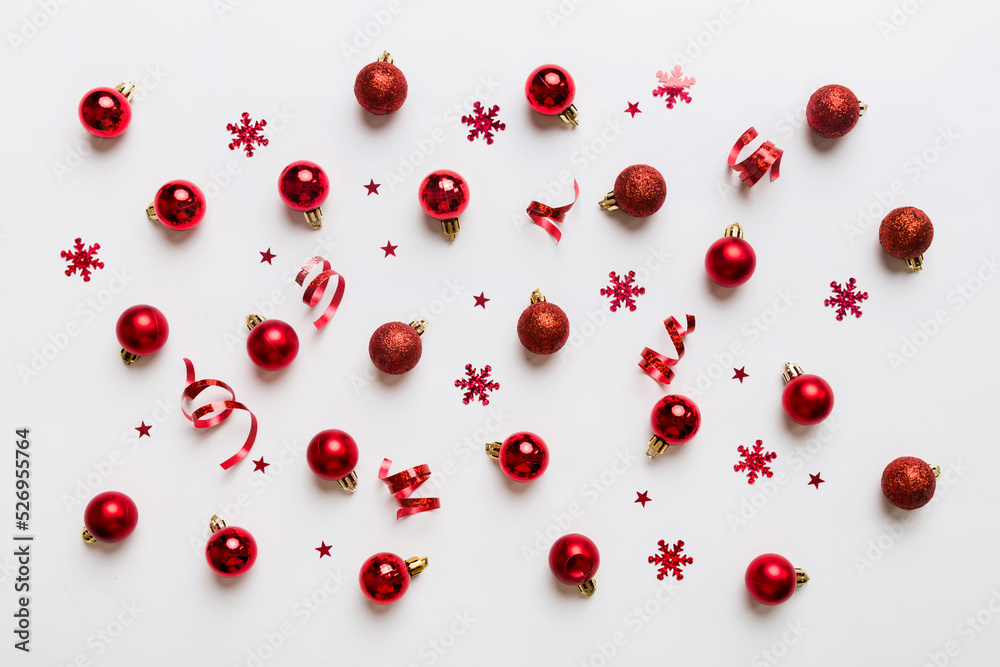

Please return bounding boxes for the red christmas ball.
[116,305,169,358]
[495,432,549,482]
[745,553,804,605]
[525,65,577,122]
[705,224,756,287]
[602,165,666,218]
[359,552,426,604]
[150,180,206,230]
[354,54,407,115]
[881,456,938,510]
[83,491,138,543]
[517,291,569,355]
[278,161,329,211]
[246,317,299,370]
[782,365,834,425]
[549,534,600,595]
[369,321,423,374]
[79,85,132,138]
[307,429,359,482]
[418,170,469,240]
[205,518,257,577]
[879,206,933,268]
[806,84,862,138]
[650,395,701,445]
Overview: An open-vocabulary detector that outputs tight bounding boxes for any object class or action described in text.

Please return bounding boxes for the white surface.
[3,0,1000,664]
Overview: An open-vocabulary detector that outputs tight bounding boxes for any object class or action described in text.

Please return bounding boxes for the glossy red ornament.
[418,170,470,241]
[517,289,569,355]
[146,180,206,230]
[647,394,701,458]
[369,320,425,375]
[806,85,865,138]
[705,223,756,287]
[116,304,169,364]
[781,363,834,425]
[205,516,257,577]
[307,429,359,491]
[245,314,299,370]
[881,456,939,510]
[354,52,407,115]
[525,65,579,125]
[82,491,138,544]
[488,432,549,482]
[879,206,933,271]
[599,165,667,218]
[279,160,329,229]
[549,533,599,596]
[79,82,134,138]
[359,552,428,604]
[745,553,808,605]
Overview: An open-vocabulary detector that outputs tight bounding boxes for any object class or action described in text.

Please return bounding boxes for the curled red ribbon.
[296,256,345,329]
[639,315,696,385]
[378,458,440,520]
[181,358,257,470]
[728,128,782,187]
[526,179,579,243]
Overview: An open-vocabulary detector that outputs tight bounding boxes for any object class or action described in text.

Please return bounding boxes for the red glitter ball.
[355,60,408,115]
[359,553,411,604]
[806,85,861,138]
[79,87,131,138]
[369,321,422,374]
[525,65,576,115]
[497,432,549,482]
[881,456,937,510]
[650,395,700,445]
[879,206,934,261]
[206,525,257,577]
[517,301,569,355]
[612,165,666,218]
[152,180,206,230]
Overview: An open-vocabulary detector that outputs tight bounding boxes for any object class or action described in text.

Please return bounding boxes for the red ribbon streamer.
[181,358,257,470]
[378,458,440,520]
[296,256,345,329]
[639,315,696,385]
[728,128,782,187]
[526,179,579,243]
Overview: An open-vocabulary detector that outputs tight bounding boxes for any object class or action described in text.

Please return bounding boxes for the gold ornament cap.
[529,289,546,304]
[486,442,502,460]
[246,313,265,330]
[441,218,460,241]
[578,579,596,596]
[115,81,136,102]
[782,362,804,384]
[724,222,744,239]
[338,471,358,492]
[598,191,618,211]
[409,320,427,336]
[82,528,97,544]
[795,568,810,588]
[560,105,580,126]
[405,556,428,577]
[646,435,668,459]
[209,515,227,533]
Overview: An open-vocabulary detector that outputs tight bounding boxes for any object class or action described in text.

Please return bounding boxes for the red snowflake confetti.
[61,237,104,282]
[808,472,825,489]
[825,277,868,321]
[253,457,269,474]
[734,440,777,484]
[227,112,268,157]
[315,541,332,558]
[454,364,499,406]
[648,540,693,581]
[733,366,749,383]
[635,491,651,507]
[601,271,645,312]
[135,422,152,438]
[461,102,506,144]
[652,66,695,109]
[625,101,642,118]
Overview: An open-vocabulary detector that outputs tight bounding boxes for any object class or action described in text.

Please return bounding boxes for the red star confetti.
[734,440,777,484]
[227,112,268,157]
[473,292,490,308]
[135,422,152,438]
[455,364,499,406]
[649,540,693,581]
[315,542,332,558]
[733,367,749,383]
[259,248,276,264]
[635,491,652,507]
[825,277,868,321]
[253,457,269,474]
[364,179,381,196]
[601,271,645,312]
[381,241,398,257]
[652,66,695,109]
[808,473,825,489]
[625,101,642,118]
[61,237,104,282]
[461,101,506,144]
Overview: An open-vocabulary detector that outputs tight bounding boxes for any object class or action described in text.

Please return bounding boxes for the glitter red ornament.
[369,320,425,375]
[354,52,407,115]
[116,304,169,364]
[517,289,570,355]
[307,429,359,491]
[79,82,134,138]
[745,553,809,606]
[705,223,756,287]
[549,533,600,596]
[487,432,549,482]
[879,206,934,271]
[418,170,470,241]
[146,180,206,230]
[525,64,578,125]
[599,165,666,218]
[279,160,329,229]
[881,456,940,510]
[647,395,701,459]
[806,85,866,138]
[245,314,299,370]
[781,363,834,425]
[82,491,138,544]
[359,553,427,604]
[205,515,257,577]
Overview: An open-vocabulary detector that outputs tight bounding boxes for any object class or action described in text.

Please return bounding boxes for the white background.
[3,0,1000,665]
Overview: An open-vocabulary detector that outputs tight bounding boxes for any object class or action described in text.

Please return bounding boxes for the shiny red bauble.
[600,165,667,218]
[705,223,756,287]
[307,429,359,485]
[82,491,138,543]
[881,456,938,510]
[79,83,133,138]
[359,552,426,604]
[279,160,329,228]
[149,180,206,230]
[517,290,569,355]
[745,553,806,605]
[418,170,470,241]
[806,84,863,138]
[647,395,701,458]
[549,533,600,595]
[245,316,299,370]
[491,432,549,482]
[781,364,834,425]
[354,52,407,115]
[116,304,169,361]
[205,517,257,577]
[525,65,578,124]
[369,320,423,375]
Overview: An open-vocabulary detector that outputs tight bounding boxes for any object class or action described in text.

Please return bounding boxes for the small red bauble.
[245,314,299,370]
[146,180,206,230]
[355,52,407,115]
[517,289,569,355]
[879,206,933,271]
[307,429,360,491]
[781,363,834,425]
[418,170,470,241]
[116,304,169,364]
[525,65,579,125]
[278,160,329,229]
[359,552,427,604]
[205,515,257,577]
[647,394,701,458]
[705,223,756,287]
[745,553,809,605]
[549,533,600,596]
[806,84,865,138]
[881,456,939,510]
[599,165,666,218]
[369,320,425,375]
[82,491,138,544]
[488,432,549,482]
[79,82,134,138]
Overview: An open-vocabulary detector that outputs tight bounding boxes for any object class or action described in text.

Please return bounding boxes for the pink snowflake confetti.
[652,66,695,109]
[61,237,104,282]
[454,364,500,405]
[824,277,868,321]
[648,540,693,581]
[601,271,645,312]
[227,112,268,157]
[734,440,777,484]
[461,102,506,145]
